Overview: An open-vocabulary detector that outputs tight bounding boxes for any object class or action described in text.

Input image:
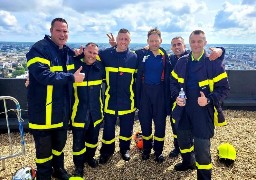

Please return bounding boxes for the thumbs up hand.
[198,91,208,106]
[74,66,85,82]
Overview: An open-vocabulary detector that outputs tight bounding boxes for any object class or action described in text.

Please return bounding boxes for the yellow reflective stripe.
[143,134,153,140]
[35,155,53,164]
[172,118,176,124]
[74,80,102,86]
[52,149,62,156]
[104,108,136,115]
[196,162,212,170]
[86,142,98,148]
[28,122,63,129]
[213,107,227,127]
[180,145,194,154]
[46,85,53,125]
[199,79,209,87]
[119,67,136,73]
[104,66,136,115]
[96,55,101,61]
[94,118,103,127]
[67,64,75,71]
[71,86,79,126]
[72,122,85,128]
[50,66,63,72]
[213,72,228,83]
[171,70,184,83]
[27,57,50,68]
[154,136,164,142]
[119,135,132,141]
[159,49,164,55]
[102,138,115,145]
[72,147,86,156]
[106,67,118,72]
[173,134,177,139]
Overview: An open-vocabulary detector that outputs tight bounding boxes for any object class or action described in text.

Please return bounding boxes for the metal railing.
[0,96,25,170]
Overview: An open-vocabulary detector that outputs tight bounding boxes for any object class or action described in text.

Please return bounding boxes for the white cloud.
[0,0,255,44]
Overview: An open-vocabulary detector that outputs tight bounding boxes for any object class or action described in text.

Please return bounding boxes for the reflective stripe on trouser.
[138,83,166,156]
[100,112,135,155]
[72,129,86,167]
[85,122,101,159]
[32,129,67,179]
[73,117,101,167]
[170,115,179,150]
[194,137,212,180]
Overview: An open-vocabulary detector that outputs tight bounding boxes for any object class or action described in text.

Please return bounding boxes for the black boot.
[99,154,112,164]
[169,138,180,158]
[85,157,99,168]
[154,154,165,163]
[174,162,196,171]
[52,168,70,180]
[73,166,84,177]
[120,150,130,161]
[142,150,150,160]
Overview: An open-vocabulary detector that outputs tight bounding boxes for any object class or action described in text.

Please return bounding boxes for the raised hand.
[198,91,208,106]
[74,46,84,57]
[107,33,117,47]
[74,66,85,82]
[208,47,223,61]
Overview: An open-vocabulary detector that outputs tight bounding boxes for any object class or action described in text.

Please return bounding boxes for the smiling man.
[26,18,84,180]
[98,29,138,164]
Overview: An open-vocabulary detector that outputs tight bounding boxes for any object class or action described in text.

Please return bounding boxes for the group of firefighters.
[26,18,229,180]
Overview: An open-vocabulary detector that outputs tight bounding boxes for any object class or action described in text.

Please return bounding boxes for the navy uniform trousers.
[138,82,166,156]
[100,112,135,156]
[72,114,101,168]
[32,129,67,179]
[177,88,214,180]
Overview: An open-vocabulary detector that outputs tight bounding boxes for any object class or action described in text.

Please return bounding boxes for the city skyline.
[0,0,256,44]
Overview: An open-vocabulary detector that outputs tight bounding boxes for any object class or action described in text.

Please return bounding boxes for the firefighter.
[26,18,84,180]
[136,28,171,163]
[98,29,138,164]
[170,30,230,180]
[70,43,105,177]
[168,36,224,158]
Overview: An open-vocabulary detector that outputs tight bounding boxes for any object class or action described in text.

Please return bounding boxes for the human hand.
[198,91,208,106]
[74,46,83,57]
[107,33,117,47]
[143,45,149,50]
[208,47,222,61]
[176,97,186,106]
[25,77,29,87]
[74,66,85,82]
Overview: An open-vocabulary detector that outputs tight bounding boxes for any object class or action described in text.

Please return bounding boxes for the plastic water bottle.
[179,88,186,105]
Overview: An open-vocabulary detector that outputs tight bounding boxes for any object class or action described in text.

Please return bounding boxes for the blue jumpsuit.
[136,48,171,157]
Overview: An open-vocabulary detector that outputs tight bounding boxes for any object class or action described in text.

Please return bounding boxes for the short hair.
[171,36,185,44]
[51,18,68,28]
[85,42,98,47]
[118,28,130,34]
[148,27,161,38]
[189,30,206,40]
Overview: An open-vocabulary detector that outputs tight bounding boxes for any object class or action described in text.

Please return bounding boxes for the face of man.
[116,32,131,52]
[189,33,207,55]
[147,33,162,53]
[50,21,69,49]
[171,38,186,57]
[83,45,99,65]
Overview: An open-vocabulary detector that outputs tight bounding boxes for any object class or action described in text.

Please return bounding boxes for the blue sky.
[0,0,255,44]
